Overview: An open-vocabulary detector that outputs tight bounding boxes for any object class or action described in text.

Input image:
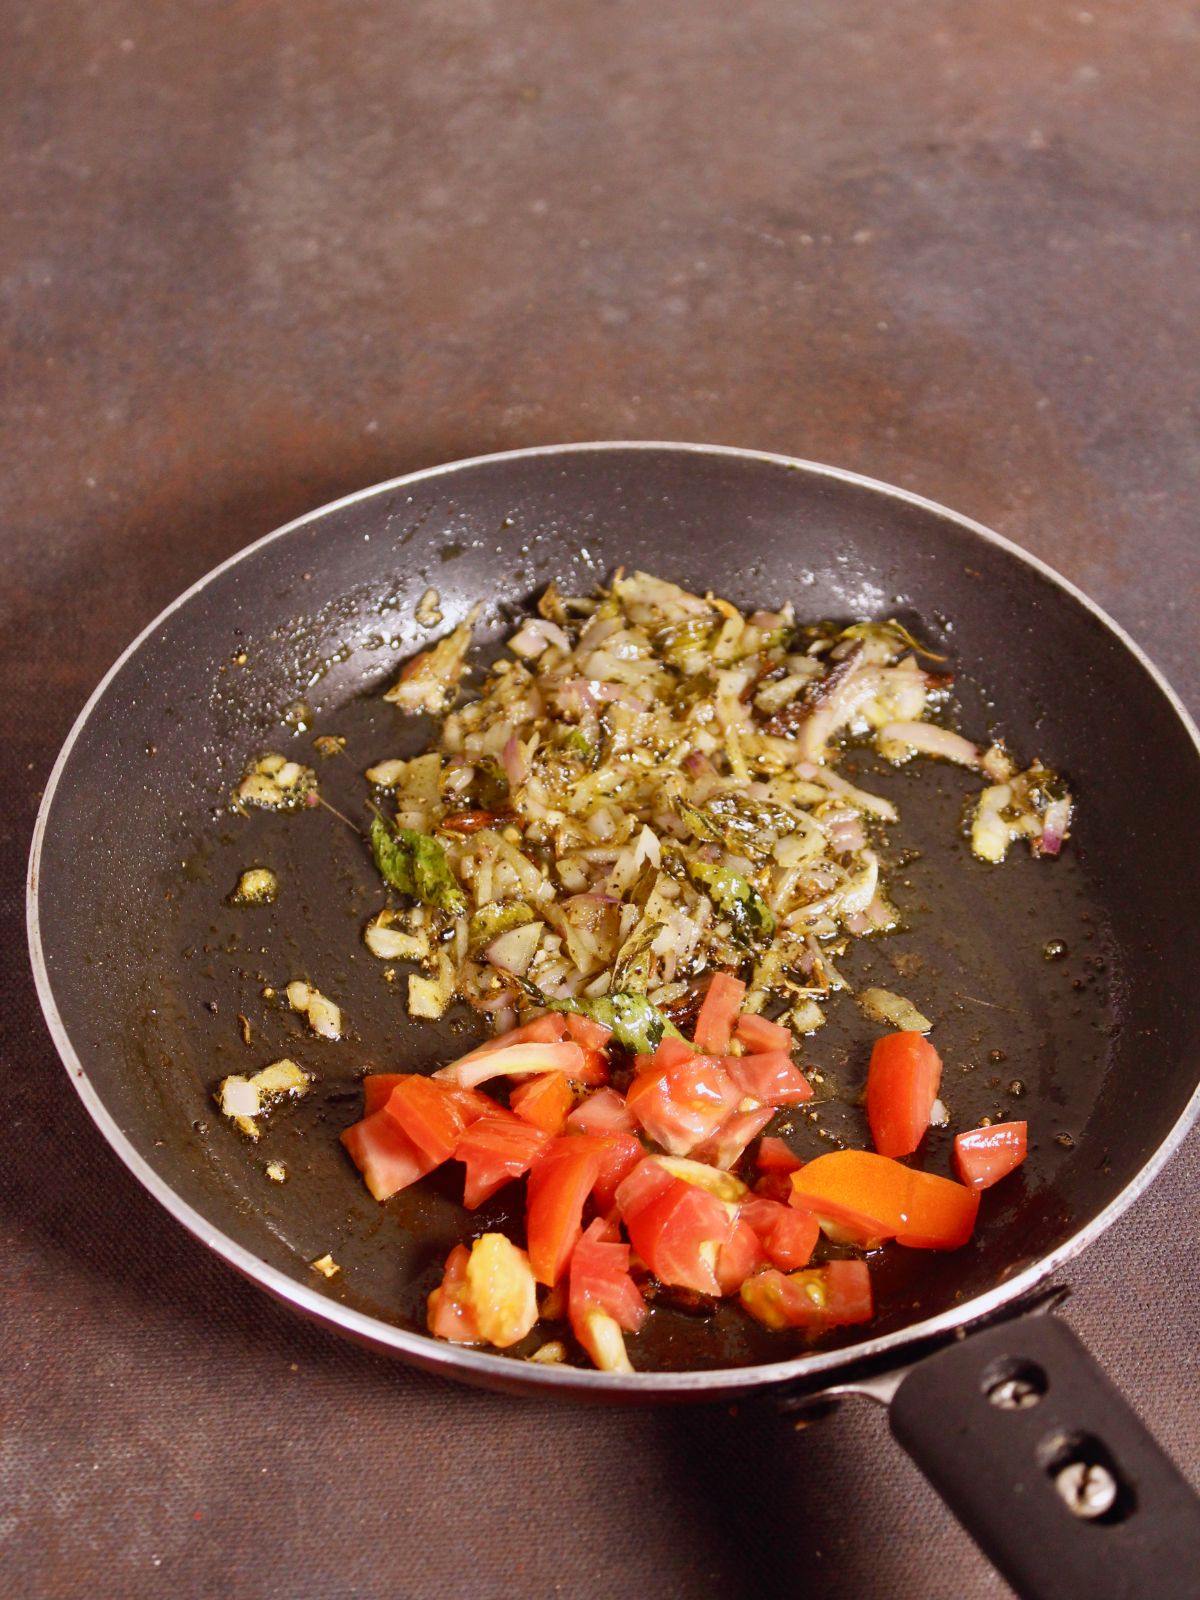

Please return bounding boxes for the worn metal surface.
[3,3,1198,1597]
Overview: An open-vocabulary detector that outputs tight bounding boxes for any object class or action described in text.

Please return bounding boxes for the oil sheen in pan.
[149,643,1114,1373]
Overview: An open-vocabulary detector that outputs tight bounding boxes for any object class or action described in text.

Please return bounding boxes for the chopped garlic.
[527,1341,567,1365]
[790,999,826,1034]
[365,758,409,787]
[415,587,444,628]
[230,866,278,905]
[856,987,932,1033]
[216,1058,310,1139]
[929,1098,949,1128]
[310,1254,340,1278]
[287,980,344,1040]
[234,754,318,811]
[265,1161,287,1182]
[407,951,456,1020]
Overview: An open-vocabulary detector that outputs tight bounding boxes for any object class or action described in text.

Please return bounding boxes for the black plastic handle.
[888,1312,1200,1600]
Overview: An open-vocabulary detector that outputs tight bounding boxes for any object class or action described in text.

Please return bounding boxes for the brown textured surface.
[3,3,1198,1597]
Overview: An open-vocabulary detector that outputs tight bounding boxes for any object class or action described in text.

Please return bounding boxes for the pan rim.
[26,439,1200,1397]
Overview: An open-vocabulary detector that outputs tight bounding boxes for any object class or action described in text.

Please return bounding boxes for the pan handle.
[886,1310,1200,1600]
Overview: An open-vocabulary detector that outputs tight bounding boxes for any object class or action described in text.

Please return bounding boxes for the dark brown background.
[4,3,1198,1596]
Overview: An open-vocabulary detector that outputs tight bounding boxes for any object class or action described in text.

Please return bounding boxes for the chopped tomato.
[572,1046,611,1087]
[363,1072,493,1121]
[694,1104,776,1170]
[715,1218,769,1295]
[427,1244,479,1342]
[622,1176,738,1296]
[866,1031,943,1158]
[341,1109,438,1201]
[614,1155,677,1219]
[741,1196,820,1270]
[954,1121,1028,1189]
[510,1072,574,1137]
[383,1074,467,1164]
[693,972,747,1055]
[567,1087,635,1137]
[757,1135,802,1173]
[437,1039,585,1091]
[563,1012,614,1052]
[625,1054,739,1155]
[569,1219,646,1333]
[525,1136,606,1286]
[734,1011,794,1053]
[789,1149,979,1250]
[455,1112,552,1209]
[590,1132,645,1212]
[740,1261,874,1330]
[632,1035,696,1076]
[723,1051,813,1106]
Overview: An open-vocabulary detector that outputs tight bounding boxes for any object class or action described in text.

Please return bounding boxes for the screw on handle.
[888,1312,1200,1600]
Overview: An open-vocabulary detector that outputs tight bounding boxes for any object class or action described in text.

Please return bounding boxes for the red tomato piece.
[866,1031,943,1158]
[693,972,747,1055]
[652,1035,698,1072]
[563,1012,614,1052]
[383,1075,467,1164]
[789,1149,979,1250]
[715,1217,769,1296]
[455,1112,552,1209]
[525,1136,606,1286]
[572,1046,611,1087]
[757,1135,803,1173]
[741,1196,820,1270]
[567,1087,635,1137]
[614,1155,677,1220]
[733,1011,794,1053]
[954,1121,1028,1189]
[590,1132,645,1213]
[510,1072,574,1137]
[740,1260,874,1330]
[623,1177,739,1296]
[723,1051,813,1106]
[365,1072,495,1122]
[625,1055,739,1156]
[569,1219,647,1333]
[426,1244,479,1342]
[340,1109,438,1202]
[694,1104,776,1170]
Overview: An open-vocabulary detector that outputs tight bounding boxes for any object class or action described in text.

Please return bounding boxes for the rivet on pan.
[986,1375,1043,1410]
[1054,1460,1119,1519]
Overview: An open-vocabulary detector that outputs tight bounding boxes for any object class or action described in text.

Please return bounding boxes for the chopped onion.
[876,721,981,768]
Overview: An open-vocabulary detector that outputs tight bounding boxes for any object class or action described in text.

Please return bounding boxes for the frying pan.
[28,443,1200,1597]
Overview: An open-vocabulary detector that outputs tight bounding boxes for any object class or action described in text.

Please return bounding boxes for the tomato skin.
[756,1135,802,1174]
[723,1051,813,1106]
[525,1136,606,1286]
[569,1219,647,1333]
[510,1072,574,1137]
[562,1012,614,1052]
[733,1012,794,1053]
[567,1087,635,1137]
[694,1104,776,1170]
[789,1149,979,1250]
[454,1112,552,1209]
[383,1075,467,1164]
[740,1260,874,1330]
[638,1035,697,1074]
[954,1121,1028,1189]
[341,1109,438,1201]
[715,1218,769,1295]
[741,1197,820,1270]
[625,1055,739,1156]
[866,1031,943,1158]
[693,972,747,1055]
[427,1244,480,1342]
[623,1177,738,1296]
[614,1155,677,1220]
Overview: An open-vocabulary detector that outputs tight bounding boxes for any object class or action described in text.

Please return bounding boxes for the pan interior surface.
[31,445,1200,1395]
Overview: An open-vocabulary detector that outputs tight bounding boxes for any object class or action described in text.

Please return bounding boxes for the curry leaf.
[370,815,466,915]
[686,860,777,948]
[545,991,685,1055]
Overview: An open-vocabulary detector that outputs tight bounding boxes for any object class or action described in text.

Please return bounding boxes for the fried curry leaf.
[542,991,685,1054]
[370,815,466,915]
[610,919,666,993]
[686,860,777,948]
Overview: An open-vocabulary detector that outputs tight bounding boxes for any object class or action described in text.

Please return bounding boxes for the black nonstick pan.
[28,444,1200,1597]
